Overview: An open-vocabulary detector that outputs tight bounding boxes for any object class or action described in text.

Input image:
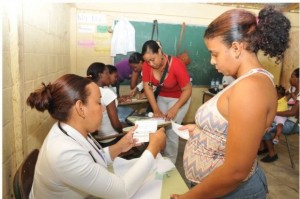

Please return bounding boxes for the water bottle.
[210,78,215,89]
[215,78,220,88]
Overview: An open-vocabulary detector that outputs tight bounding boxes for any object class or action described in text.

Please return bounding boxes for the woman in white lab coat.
[27,74,166,199]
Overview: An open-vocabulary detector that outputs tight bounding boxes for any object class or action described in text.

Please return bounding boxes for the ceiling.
[213,3,299,13]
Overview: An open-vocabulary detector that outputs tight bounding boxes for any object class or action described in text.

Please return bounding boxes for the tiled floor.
[175,134,299,198]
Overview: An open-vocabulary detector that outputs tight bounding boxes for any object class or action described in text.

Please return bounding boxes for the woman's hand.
[129,88,137,98]
[165,106,179,120]
[153,109,165,118]
[147,127,166,157]
[117,126,140,153]
[179,124,197,137]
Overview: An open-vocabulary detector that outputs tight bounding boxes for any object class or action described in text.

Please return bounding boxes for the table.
[119,98,149,115]
[202,90,215,104]
[110,159,189,199]
[126,115,171,128]
[161,168,189,198]
[119,98,148,106]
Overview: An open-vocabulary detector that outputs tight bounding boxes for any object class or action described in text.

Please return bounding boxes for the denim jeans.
[190,165,268,199]
[263,119,299,140]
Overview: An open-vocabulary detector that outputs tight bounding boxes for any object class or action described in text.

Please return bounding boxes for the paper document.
[155,153,175,174]
[171,121,189,140]
[113,154,175,199]
[133,120,158,143]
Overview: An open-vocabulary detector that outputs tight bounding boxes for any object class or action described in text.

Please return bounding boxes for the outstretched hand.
[179,124,197,137]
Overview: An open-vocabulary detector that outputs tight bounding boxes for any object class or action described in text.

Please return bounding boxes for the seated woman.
[106,64,119,94]
[27,74,166,199]
[106,64,135,123]
[87,62,125,147]
[259,68,299,162]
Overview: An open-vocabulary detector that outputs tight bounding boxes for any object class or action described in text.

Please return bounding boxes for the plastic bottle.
[210,78,215,88]
[215,78,220,88]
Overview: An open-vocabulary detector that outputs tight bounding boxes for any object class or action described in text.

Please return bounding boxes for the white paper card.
[155,153,175,174]
[133,120,158,143]
[171,121,189,140]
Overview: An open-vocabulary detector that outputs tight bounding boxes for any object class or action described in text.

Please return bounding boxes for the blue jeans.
[117,106,135,123]
[190,165,268,199]
[263,119,299,140]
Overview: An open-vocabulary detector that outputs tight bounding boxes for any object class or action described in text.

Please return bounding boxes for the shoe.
[272,138,279,145]
[261,154,278,163]
[257,148,268,155]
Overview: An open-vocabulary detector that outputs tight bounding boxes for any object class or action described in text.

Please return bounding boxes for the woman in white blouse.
[27,74,166,199]
[87,62,125,147]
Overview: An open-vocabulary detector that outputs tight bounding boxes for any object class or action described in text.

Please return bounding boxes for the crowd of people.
[26,6,296,199]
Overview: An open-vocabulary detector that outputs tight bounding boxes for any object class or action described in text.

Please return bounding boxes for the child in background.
[272,85,289,144]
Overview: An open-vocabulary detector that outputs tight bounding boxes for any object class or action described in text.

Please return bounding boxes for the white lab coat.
[29,122,155,199]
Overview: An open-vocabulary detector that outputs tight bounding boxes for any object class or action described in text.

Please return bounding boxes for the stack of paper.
[133,120,158,143]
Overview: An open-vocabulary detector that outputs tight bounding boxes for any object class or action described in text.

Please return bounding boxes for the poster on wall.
[77,12,111,56]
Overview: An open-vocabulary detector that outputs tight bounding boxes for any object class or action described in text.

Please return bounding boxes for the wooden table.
[202,90,215,104]
[126,115,171,128]
[119,98,149,115]
[119,98,148,106]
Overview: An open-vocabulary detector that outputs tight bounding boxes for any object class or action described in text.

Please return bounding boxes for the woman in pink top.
[142,40,192,163]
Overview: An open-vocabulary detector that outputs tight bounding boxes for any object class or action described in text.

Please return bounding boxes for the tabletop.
[126,115,171,128]
[118,98,148,106]
[110,157,189,199]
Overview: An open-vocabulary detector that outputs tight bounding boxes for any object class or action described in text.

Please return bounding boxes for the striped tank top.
[183,68,274,183]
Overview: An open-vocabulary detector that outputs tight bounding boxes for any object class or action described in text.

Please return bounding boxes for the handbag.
[151,19,159,41]
[177,22,191,65]
[146,56,171,113]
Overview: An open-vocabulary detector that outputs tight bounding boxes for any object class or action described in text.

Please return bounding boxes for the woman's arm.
[165,83,192,120]
[106,102,123,133]
[130,71,139,89]
[143,81,164,117]
[277,100,299,117]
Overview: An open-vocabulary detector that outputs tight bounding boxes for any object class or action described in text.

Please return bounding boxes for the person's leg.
[261,128,278,162]
[157,96,191,164]
[273,124,283,144]
[257,141,268,155]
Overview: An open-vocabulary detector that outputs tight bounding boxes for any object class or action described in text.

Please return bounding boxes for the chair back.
[13,149,39,199]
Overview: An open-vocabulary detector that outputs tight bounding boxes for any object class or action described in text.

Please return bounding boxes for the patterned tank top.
[183,68,274,183]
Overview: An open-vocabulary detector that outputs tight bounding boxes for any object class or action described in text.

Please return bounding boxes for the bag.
[177,50,190,66]
[177,22,191,65]
[151,19,159,41]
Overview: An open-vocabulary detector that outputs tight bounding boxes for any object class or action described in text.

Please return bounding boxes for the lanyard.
[58,122,106,164]
[87,134,107,164]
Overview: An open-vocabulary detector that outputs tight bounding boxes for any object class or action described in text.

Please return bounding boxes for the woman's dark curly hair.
[204,6,291,62]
